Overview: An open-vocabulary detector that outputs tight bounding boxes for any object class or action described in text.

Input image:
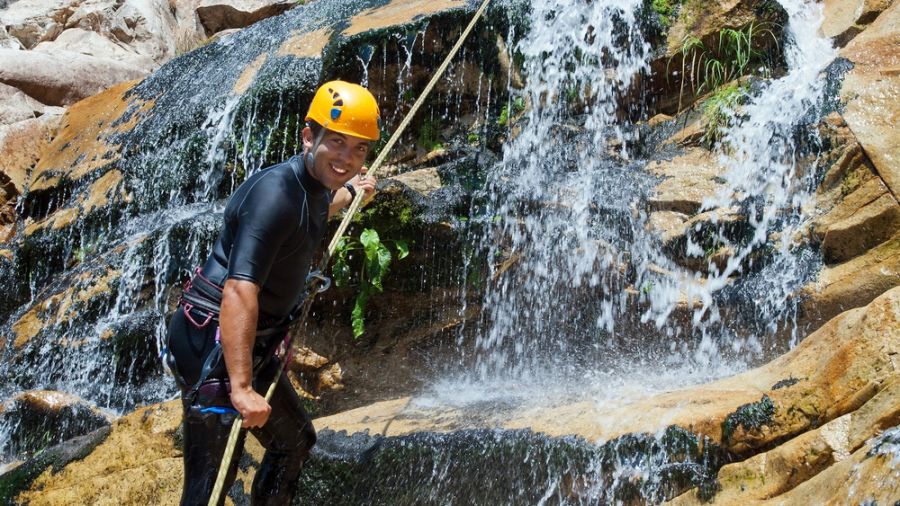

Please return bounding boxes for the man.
[164,80,381,505]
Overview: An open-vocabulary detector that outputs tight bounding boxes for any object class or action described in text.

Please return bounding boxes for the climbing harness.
[207,0,494,503]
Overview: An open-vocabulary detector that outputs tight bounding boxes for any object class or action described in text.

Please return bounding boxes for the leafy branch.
[332,228,409,338]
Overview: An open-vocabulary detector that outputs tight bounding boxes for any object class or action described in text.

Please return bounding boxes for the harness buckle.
[306,271,331,294]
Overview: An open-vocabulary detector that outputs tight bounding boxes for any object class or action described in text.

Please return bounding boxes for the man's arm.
[220,278,271,428]
[328,171,378,218]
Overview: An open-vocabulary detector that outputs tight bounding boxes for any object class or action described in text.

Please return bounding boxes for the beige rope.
[207,0,493,503]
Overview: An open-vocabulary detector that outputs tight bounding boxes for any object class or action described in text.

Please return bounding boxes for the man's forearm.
[328,186,352,218]
[220,280,260,391]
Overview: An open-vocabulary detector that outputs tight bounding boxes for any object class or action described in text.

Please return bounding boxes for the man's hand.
[350,167,377,204]
[230,385,271,428]
[329,167,378,218]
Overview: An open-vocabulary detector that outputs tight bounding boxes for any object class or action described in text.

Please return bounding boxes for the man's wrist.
[343,182,357,201]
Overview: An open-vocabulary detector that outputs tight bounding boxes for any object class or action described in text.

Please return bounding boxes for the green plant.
[332,228,409,338]
[700,81,748,147]
[498,96,526,127]
[668,22,778,111]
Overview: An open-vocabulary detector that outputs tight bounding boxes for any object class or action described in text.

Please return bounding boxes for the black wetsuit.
[166,155,329,505]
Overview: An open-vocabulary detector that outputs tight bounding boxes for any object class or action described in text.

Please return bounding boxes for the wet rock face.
[296,427,727,505]
[0,390,110,460]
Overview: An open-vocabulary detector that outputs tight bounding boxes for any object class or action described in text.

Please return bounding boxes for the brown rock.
[16,400,185,505]
[317,362,344,393]
[664,0,769,57]
[647,149,727,215]
[821,0,893,46]
[0,0,73,49]
[813,174,900,263]
[343,0,466,37]
[28,79,148,193]
[759,426,900,503]
[801,232,900,326]
[0,48,146,107]
[839,2,900,200]
[195,0,294,36]
[0,113,61,197]
[670,374,900,504]
[647,210,689,243]
[821,192,900,263]
[391,167,443,196]
[291,346,329,371]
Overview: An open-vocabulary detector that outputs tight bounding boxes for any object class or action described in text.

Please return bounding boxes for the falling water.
[431,0,837,406]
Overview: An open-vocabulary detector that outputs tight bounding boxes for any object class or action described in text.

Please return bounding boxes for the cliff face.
[1,0,899,503]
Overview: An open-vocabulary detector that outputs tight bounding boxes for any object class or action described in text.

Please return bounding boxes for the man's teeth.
[331,163,347,175]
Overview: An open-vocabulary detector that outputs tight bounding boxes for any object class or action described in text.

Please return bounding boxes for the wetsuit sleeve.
[226,182,299,285]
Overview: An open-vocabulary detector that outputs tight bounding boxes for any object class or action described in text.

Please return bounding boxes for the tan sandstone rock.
[0,114,60,195]
[821,0,893,46]
[669,374,900,503]
[33,27,157,72]
[839,2,900,200]
[0,48,146,106]
[647,149,728,215]
[15,400,185,505]
[391,167,443,196]
[801,232,900,326]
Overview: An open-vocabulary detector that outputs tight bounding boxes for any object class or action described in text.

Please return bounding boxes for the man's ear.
[301,126,313,151]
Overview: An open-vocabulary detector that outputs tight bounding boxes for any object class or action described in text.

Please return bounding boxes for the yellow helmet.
[305,80,381,141]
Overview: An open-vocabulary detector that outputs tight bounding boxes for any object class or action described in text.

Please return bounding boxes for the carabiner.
[306,271,331,294]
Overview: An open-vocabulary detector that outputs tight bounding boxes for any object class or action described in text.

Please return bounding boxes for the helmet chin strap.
[304,126,327,174]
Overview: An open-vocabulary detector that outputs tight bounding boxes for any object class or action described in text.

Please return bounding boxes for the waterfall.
[432,0,836,402]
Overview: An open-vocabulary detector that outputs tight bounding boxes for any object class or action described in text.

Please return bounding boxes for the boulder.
[33,27,156,72]
[0,25,25,49]
[0,0,73,49]
[0,81,48,125]
[839,2,900,200]
[14,400,186,505]
[821,0,893,46]
[0,48,146,106]
[109,0,178,65]
[390,167,443,196]
[195,0,294,36]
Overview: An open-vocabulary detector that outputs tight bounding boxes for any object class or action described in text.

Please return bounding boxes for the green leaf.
[360,228,380,252]
[351,290,369,338]
[393,240,409,260]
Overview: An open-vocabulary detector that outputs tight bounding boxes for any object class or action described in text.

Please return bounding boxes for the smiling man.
[164,81,380,505]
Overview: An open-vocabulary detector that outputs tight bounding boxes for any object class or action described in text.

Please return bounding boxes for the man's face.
[302,126,370,190]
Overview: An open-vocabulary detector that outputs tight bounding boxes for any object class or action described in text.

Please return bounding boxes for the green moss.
[651,0,684,27]
[722,395,776,443]
[416,118,444,151]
